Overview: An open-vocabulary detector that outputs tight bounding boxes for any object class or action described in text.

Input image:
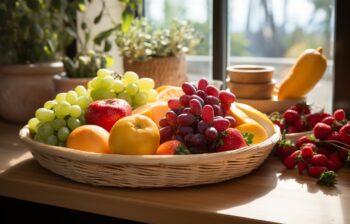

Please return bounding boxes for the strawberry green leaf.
[318,170,337,187]
[242,132,254,145]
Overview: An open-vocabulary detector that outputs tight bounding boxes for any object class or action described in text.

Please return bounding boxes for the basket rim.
[19,125,280,165]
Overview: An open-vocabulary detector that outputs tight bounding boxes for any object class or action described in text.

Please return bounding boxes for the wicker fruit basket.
[19,125,280,188]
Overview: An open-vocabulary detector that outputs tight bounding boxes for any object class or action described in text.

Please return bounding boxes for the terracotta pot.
[123,56,188,87]
[0,62,63,124]
[53,73,91,94]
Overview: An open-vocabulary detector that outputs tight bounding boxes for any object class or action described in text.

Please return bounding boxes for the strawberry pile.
[275,109,350,186]
[269,102,331,134]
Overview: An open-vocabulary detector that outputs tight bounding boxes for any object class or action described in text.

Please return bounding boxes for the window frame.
[333,0,350,113]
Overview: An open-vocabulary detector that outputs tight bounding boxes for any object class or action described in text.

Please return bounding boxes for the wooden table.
[0,121,349,224]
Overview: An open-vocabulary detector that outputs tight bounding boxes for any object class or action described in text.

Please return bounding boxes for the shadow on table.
[278,169,341,196]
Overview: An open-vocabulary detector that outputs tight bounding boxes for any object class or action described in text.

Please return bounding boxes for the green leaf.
[318,171,337,187]
[93,27,117,45]
[65,27,77,39]
[47,40,55,54]
[81,21,87,30]
[84,31,90,43]
[242,132,254,145]
[93,1,105,24]
[105,55,114,68]
[103,40,112,52]
[78,3,86,12]
[121,6,134,33]
[52,0,64,10]
[26,0,41,11]
[63,56,76,77]
[31,23,44,40]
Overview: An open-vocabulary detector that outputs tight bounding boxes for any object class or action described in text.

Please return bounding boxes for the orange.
[156,85,172,93]
[156,86,184,102]
[132,101,169,127]
[109,115,160,155]
[66,125,111,153]
[132,104,153,118]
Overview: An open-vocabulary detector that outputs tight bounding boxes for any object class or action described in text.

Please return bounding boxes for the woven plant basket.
[123,56,188,87]
[19,125,280,188]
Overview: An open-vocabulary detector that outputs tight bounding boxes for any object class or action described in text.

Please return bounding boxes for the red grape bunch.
[159,78,237,153]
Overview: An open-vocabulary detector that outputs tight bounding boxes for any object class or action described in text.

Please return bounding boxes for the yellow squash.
[278,47,327,100]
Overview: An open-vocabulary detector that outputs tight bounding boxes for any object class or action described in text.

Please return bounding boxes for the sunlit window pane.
[228,0,335,111]
[145,0,213,82]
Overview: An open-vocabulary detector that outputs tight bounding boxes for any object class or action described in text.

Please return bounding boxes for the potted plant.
[0,0,80,123]
[115,18,202,87]
[53,0,114,93]
[54,51,112,93]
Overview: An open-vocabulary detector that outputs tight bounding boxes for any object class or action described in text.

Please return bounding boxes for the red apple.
[85,99,132,132]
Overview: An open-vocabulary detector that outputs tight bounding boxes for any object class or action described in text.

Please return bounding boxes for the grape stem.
[112,72,123,79]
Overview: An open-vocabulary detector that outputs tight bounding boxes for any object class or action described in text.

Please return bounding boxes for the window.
[228,0,335,111]
[144,0,213,82]
[145,0,336,111]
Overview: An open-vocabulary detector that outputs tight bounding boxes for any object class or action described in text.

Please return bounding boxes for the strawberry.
[338,148,349,162]
[156,140,190,155]
[325,131,340,141]
[308,166,327,178]
[275,139,297,161]
[295,135,315,148]
[301,143,316,157]
[290,102,311,115]
[313,123,332,140]
[321,112,332,120]
[321,116,335,126]
[297,161,307,174]
[339,123,350,145]
[306,112,323,128]
[294,118,309,132]
[287,126,300,134]
[283,109,300,124]
[317,170,337,186]
[317,146,332,157]
[334,109,346,121]
[269,112,286,132]
[311,154,328,166]
[274,120,286,133]
[303,156,312,165]
[283,150,300,169]
[327,152,344,171]
[216,128,247,152]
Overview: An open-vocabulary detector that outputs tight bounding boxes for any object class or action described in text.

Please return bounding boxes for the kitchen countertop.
[0,120,349,224]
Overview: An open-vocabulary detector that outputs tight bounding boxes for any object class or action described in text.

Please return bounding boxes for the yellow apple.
[109,114,160,155]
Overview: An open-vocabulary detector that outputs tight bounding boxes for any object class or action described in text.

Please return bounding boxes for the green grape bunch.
[88,69,157,108]
[28,85,92,146]
[27,69,157,146]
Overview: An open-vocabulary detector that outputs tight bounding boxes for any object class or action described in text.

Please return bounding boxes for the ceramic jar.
[0,62,63,123]
[226,65,275,99]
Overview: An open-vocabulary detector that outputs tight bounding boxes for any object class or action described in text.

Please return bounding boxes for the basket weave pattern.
[123,56,188,87]
[20,126,280,188]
